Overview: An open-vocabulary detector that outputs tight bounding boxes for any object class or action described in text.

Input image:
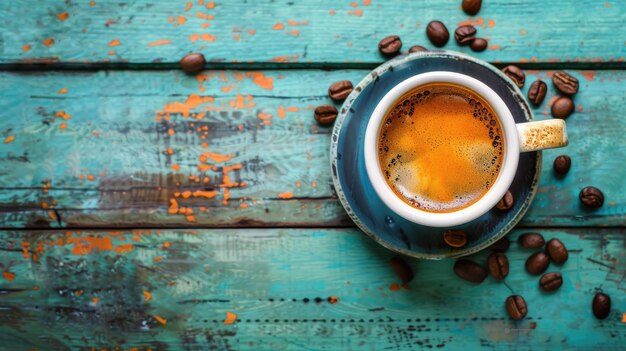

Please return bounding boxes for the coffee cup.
[364,71,568,227]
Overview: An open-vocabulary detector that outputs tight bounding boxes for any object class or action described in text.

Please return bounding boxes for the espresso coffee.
[377,82,504,213]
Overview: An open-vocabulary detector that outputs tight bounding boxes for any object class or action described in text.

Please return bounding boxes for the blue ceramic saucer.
[330,51,541,259]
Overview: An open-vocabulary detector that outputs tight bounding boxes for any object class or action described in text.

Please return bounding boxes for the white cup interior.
[363,71,520,227]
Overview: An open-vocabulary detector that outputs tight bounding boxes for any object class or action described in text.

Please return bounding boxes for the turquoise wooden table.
[1,1,625,350]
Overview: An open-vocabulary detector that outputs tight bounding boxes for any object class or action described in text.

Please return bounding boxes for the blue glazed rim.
[330,50,542,260]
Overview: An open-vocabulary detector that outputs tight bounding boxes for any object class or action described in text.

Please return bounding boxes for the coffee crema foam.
[377,83,504,213]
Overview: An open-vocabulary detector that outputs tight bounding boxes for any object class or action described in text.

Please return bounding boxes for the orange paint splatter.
[580,71,597,81]
[91,297,99,305]
[286,106,299,112]
[198,34,217,42]
[56,12,69,21]
[348,10,363,16]
[90,1,95,6]
[148,40,172,47]
[154,315,167,325]
[206,152,233,163]
[68,236,113,255]
[278,191,294,199]
[350,2,358,7]
[168,128,176,136]
[362,0,371,5]
[487,19,496,28]
[144,290,152,302]
[22,44,31,52]
[109,39,121,47]
[186,1,193,11]
[458,17,485,27]
[86,174,95,181]
[272,23,285,30]
[389,283,401,291]
[287,20,309,26]
[221,85,234,93]
[3,136,15,144]
[520,30,527,35]
[622,313,626,322]
[488,45,501,50]
[329,10,336,15]
[114,244,134,253]
[311,181,317,188]
[206,1,216,8]
[171,164,181,171]
[55,111,71,120]
[288,30,300,37]
[277,105,286,118]
[177,16,187,25]
[239,203,249,208]
[245,72,274,90]
[59,123,68,129]
[3,272,15,281]
[257,112,272,120]
[270,54,300,63]
[42,38,55,47]
[154,256,163,261]
[224,311,237,324]
[58,88,68,94]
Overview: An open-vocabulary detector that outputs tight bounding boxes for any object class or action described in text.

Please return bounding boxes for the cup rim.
[363,71,520,227]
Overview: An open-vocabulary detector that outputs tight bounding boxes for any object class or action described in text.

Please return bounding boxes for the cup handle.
[515,119,568,152]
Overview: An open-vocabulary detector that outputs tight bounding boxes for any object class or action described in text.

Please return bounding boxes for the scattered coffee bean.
[489,236,510,252]
[518,232,545,249]
[501,65,525,88]
[525,251,550,275]
[180,53,206,73]
[546,239,568,264]
[553,155,571,175]
[379,35,402,56]
[552,71,579,96]
[527,80,548,106]
[328,80,354,101]
[487,253,509,280]
[390,256,414,283]
[496,190,514,211]
[579,186,604,209]
[505,295,528,320]
[454,259,487,283]
[539,272,563,292]
[470,38,488,52]
[462,0,482,15]
[551,96,575,119]
[408,45,428,53]
[592,292,611,320]
[454,25,477,46]
[426,21,450,47]
[313,105,338,125]
[443,230,467,248]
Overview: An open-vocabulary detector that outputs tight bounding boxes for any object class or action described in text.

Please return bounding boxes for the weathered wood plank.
[2,0,625,66]
[0,69,623,228]
[0,228,624,350]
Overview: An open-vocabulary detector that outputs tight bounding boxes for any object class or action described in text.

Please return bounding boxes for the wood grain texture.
[1,0,625,66]
[0,228,624,350]
[0,69,624,228]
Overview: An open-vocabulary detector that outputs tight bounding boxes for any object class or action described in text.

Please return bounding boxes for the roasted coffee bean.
[551,96,575,119]
[454,25,477,46]
[592,292,611,320]
[443,230,467,248]
[328,80,354,101]
[579,186,604,208]
[462,0,482,15]
[408,45,428,53]
[379,35,402,56]
[552,71,579,95]
[505,295,528,320]
[539,272,563,292]
[390,256,414,283]
[496,190,514,211]
[426,21,450,47]
[313,105,338,125]
[546,239,568,264]
[518,232,545,249]
[502,65,525,88]
[489,236,510,252]
[528,80,548,106]
[487,253,509,280]
[553,155,571,175]
[454,259,487,283]
[180,53,206,73]
[525,251,550,275]
[470,38,488,52]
